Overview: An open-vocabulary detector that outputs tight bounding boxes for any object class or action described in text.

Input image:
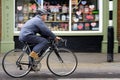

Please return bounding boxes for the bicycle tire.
[2,49,31,78]
[47,48,78,76]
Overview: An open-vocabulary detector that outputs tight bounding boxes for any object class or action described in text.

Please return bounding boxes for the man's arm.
[36,20,56,39]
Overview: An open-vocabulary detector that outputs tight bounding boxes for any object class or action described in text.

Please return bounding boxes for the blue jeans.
[23,35,48,54]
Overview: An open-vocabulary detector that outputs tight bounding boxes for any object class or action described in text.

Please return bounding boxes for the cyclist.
[19,9,61,61]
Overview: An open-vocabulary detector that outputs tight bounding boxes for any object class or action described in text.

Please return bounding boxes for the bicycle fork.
[54,48,64,63]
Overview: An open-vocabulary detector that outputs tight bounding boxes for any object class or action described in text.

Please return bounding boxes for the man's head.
[36,9,51,21]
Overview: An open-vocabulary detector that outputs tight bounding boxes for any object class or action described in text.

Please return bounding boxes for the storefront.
[0,0,118,53]
[15,0,102,34]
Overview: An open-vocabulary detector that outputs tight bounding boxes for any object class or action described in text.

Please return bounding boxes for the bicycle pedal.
[32,65,40,71]
[31,63,41,72]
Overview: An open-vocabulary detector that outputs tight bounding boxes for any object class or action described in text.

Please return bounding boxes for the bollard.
[107,26,114,62]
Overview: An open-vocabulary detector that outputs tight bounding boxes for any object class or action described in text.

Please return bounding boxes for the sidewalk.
[1,53,120,79]
[72,53,120,74]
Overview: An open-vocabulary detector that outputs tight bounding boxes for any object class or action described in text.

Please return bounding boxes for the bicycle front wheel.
[2,49,31,78]
[47,48,78,76]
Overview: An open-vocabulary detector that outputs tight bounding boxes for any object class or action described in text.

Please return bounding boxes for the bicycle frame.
[22,40,63,65]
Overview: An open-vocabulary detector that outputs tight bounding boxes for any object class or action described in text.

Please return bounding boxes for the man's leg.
[24,35,48,59]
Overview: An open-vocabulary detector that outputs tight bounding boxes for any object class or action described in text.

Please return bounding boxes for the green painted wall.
[113,0,118,53]
[101,0,109,53]
[0,0,14,53]
[102,0,118,53]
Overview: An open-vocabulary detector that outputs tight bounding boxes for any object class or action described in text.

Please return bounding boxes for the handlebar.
[48,38,67,47]
[59,38,67,47]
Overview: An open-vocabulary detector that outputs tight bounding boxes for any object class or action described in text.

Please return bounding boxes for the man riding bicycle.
[19,9,61,61]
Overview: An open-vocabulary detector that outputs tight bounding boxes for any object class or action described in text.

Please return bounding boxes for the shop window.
[71,0,99,31]
[15,0,69,31]
[15,0,102,33]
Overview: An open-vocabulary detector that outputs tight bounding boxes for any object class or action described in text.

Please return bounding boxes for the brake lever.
[60,38,67,47]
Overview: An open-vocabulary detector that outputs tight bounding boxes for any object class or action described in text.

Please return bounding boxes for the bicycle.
[2,38,78,78]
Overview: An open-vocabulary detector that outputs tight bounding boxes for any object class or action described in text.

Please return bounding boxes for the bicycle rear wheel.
[2,49,31,78]
[47,48,78,76]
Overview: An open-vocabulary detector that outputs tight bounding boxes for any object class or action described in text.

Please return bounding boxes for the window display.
[15,0,101,33]
[71,0,99,31]
[15,0,69,31]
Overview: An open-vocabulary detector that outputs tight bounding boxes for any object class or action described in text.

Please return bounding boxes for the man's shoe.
[29,51,39,60]
[29,51,41,72]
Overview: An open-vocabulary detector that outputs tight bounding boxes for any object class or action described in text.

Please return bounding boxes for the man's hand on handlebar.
[55,36,61,42]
